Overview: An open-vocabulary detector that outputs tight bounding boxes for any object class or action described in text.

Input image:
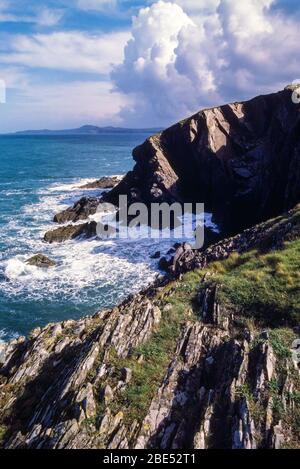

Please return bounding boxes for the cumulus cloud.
[0,30,130,74]
[113,0,300,127]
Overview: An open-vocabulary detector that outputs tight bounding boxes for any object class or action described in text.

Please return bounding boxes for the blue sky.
[0,0,299,132]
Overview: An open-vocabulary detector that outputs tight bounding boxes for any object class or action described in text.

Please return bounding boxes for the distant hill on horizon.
[10,125,162,136]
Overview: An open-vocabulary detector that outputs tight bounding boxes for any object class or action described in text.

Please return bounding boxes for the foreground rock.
[44,221,97,243]
[54,197,99,224]
[52,177,122,225]
[26,254,56,268]
[79,176,122,190]
[0,206,299,449]
[105,88,300,235]
[168,204,300,276]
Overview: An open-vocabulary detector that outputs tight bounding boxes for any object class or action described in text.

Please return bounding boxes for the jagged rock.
[265,345,276,382]
[158,256,171,271]
[120,368,132,384]
[0,343,7,365]
[0,243,298,449]
[79,176,122,190]
[26,254,56,268]
[151,251,161,259]
[102,385,114,404]
[44,221,97,243]
[165,204,300,275]
[54,197,99,224]
[77,383,96,419]
[272,423,285,449]
[106,89,300,235]
[1,91,300,450]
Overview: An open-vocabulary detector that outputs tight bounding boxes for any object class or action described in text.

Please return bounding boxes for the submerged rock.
[26,254,56,268]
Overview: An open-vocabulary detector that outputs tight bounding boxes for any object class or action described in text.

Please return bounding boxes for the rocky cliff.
[1,89,299,449]
[106,88,300,234]
[1,205,299,449]
[44,88,300,244]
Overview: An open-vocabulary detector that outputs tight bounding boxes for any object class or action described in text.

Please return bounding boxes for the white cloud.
[112,0,300,126]
[0,30,131,74]
[0,2,63,26]
[77,0,117,12]
[0,66,29,88]
[35,8,64,27]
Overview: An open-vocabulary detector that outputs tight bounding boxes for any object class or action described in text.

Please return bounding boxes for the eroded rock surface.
[1,208,299,449]
[26,254,56,268]
[106,89,300,234]
[44,221,97,243]
[54,197,99,224]
[79,176,122,190]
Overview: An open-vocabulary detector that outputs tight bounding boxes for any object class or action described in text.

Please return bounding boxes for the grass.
[94,237,300,432]
[102,276,203,427]
[0,426,7,445]
[197,239,300,328]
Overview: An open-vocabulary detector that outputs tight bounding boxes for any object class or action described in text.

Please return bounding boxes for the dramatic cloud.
[0,30,130,73]
[113,0,300,126]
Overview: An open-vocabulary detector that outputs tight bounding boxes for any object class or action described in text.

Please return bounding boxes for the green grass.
[104,276,202,426]
[198,239,300,328]
[100,238,300,429]
[0,425,7,445]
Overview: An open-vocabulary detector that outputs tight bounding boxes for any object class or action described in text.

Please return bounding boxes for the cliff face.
[1,89,299,449]
[106,89,300,234]
[1,206,299,449]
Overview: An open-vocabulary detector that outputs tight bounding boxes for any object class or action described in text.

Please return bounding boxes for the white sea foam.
[1,177,220,310]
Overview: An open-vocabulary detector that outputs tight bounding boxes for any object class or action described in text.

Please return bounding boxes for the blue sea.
[0,132,218,342]
[0,132,161,342]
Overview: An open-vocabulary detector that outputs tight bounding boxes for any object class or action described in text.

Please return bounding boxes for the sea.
[0,131,218,342]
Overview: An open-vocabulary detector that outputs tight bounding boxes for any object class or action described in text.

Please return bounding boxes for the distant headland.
[10,125,162,136]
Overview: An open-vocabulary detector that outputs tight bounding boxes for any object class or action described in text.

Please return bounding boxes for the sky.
[0,0,299,132]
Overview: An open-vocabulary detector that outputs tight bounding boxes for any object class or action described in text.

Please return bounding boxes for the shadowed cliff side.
[105,88,300,235]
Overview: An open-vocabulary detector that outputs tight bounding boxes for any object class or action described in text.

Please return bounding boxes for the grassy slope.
[99,208,300,444]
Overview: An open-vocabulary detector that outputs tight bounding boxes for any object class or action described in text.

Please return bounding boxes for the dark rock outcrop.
[106,89,300,234]
[26,254,56,268]
[44,221,97,243]
[54,197,99,224]
[79,176,122,190]
[167,204,300,276]
[53,178,122,225]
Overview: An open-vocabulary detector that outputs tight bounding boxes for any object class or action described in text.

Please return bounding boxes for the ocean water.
[0,132,218,342]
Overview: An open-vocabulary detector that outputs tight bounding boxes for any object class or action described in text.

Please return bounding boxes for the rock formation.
[44,221,97,243]
[26,254,56,268]
[105,88,300,234]
[53,197,99,224]
[1,205,299,449]
[48,88,300,243]
[1,89,299,449]
[79,176,122,190]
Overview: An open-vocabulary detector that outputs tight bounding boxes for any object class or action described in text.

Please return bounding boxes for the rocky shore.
[0,205,299,448]
[0,89,299,449]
